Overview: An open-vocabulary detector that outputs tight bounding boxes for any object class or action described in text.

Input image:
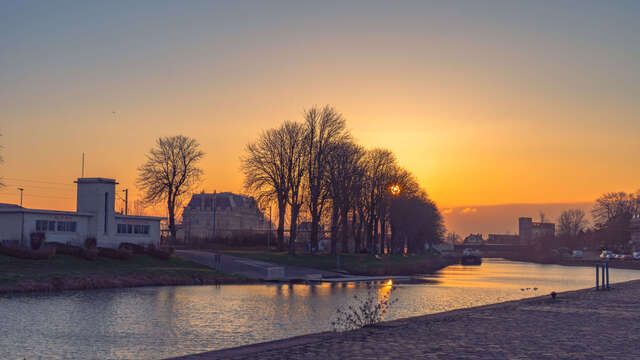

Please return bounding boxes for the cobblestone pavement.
[173,280,640,359]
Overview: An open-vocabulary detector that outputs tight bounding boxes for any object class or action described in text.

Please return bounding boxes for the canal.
[1,259,639,359]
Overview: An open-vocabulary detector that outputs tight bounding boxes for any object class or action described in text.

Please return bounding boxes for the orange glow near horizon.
[1,2,639,218]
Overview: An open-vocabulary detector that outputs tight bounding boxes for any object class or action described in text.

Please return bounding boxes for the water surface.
[1,259,638,359]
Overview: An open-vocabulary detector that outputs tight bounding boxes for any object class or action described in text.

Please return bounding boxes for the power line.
[0,183,76,192]
[0,193,74,200]
[1,177,74,186]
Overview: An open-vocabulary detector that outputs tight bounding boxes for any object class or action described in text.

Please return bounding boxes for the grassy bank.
[219,250,455,275]
[0,253,249,294]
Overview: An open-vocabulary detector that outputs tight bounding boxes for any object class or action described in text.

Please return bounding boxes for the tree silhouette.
[137,135,204,243]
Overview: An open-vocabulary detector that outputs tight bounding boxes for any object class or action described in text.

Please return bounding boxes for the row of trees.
[241,105,444,255]
[554,190,639,250]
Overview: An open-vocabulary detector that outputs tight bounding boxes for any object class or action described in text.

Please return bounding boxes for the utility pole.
[123,189,128,215]
[17,187,23,207]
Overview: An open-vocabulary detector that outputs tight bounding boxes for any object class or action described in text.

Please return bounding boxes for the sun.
[390,184,401,196]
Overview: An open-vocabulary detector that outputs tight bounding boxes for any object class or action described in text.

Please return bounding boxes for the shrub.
[331,282,398,331]
[119,242,146,254]
[46,242,98,261]
[30,232,45,250]
[97,247,132,261]
[0,243,56,260]
[85,237,97,249]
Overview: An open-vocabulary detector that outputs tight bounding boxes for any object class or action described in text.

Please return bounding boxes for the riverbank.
[174,279,640,359]
[0,253,251,294]
[501,254,640,270]
[217,250,456,275]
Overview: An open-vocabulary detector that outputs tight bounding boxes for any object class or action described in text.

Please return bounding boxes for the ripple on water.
[1,259,640,359]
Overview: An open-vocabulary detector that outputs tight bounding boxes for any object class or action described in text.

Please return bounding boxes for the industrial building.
[0,178,163,248]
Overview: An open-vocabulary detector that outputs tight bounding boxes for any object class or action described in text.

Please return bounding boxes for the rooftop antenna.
[82,152,85,178]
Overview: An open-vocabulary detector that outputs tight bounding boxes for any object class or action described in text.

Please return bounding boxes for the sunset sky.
[1,1,638,233]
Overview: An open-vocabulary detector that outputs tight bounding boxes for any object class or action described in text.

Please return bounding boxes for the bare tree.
[446,232,461,244]
[137,135,204,243]
[282,121,306,255]
[242,127,290,250]
[557,209,588,238]
[592,191,638,249]
[132,199,147,216]
[303,105,349,252]
[326,140,364,254]
[592,192,637,229]
[361,148,397,253]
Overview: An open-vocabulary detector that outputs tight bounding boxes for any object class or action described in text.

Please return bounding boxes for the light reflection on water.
[1,259,639,360]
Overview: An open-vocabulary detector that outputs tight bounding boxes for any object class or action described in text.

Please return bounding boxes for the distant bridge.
[454,243,530,257]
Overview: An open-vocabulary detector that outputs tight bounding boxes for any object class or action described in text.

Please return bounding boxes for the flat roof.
[75,177,118,184]
[0,208,94,217]
[115,214,165,221]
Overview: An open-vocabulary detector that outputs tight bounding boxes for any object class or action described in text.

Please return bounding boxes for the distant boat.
[461,248,482,265]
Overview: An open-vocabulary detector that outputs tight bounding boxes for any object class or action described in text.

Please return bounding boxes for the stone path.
[171,280,640,359]
[176,250,343,281]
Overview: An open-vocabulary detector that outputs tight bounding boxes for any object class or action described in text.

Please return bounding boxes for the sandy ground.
[172,280,640,359]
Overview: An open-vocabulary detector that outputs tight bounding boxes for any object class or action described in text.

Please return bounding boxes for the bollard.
[606,262,610,290]
[601,263,606,290]
[596,263,600,290]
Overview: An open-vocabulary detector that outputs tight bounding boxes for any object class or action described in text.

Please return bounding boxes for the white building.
[0,178,163,249]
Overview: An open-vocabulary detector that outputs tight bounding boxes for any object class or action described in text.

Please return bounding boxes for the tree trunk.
[167,194,176,245]
[356,209,365,253]
[310,203,319,252]
[340,207,349,253]
[373,216,379,254]
[330,204,339,255]
[352,210,360,253]
[380,215,386,254]
[277,198,286,251]
[289,205,300,255]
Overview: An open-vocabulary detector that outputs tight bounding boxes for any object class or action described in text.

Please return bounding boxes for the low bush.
[331,282,398,331]
[119,242,146,254]
[46,242,99,261]
[85,237,97,249]
[30,232,45,250]
[97,247,133,261]
[0,243,56,260]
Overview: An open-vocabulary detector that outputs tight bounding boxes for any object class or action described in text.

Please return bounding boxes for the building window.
[57,221,77,232]
[117,223,150,235]
[36,220,76,232]
[36,220,48,231]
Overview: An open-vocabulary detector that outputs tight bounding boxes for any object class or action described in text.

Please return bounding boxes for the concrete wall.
[76,178,117,244]
[0,213,22,243]
[112,215,160,248]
